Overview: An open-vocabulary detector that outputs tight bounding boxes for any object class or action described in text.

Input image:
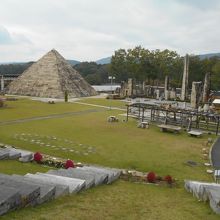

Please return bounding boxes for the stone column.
[164,75,170,100]
[127,78,133,97]
[1,75,4,91]
[181,54,189,101]
[202,72,210,103]
[191,81,202,109]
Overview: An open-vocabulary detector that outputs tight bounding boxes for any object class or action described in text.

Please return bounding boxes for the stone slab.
[76,167,108,185]
[47,169,95,189]
[0,185,21,216]
[12,175,56,204]
[80,166,118,184]
[68,167,108,186]
[24,174,69,198]
[35,173,85,193]
[0,149,9,160]
[0,174,40,207]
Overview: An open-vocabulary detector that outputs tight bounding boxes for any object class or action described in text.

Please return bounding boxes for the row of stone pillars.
[164,54,211,109]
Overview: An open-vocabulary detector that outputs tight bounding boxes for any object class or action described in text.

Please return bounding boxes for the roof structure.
[6,49,97,98]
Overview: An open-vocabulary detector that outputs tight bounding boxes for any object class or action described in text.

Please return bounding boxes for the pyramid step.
[47,169,95,189]
[12,175,56,204]
[0,185,21,216]
[65,167,108,186]
[24,174,69,198]
[0,174,40,207]
[35,173,85,193]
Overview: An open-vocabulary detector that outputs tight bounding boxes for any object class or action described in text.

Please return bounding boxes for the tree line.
[110,46,220,90]
[0,47,220,90]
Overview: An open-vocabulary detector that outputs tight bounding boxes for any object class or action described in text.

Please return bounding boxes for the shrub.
[65,159,75,169]
[146,171,156,183]
[34,152,43,163]
[164,175,173,184]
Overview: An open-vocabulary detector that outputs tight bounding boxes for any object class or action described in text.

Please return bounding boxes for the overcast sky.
[0,0,219,62]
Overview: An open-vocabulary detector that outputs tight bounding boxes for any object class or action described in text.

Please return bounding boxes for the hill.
[95,57,111,65]
[199,52,220,60]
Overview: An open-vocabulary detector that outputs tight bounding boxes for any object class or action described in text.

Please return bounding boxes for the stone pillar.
[191,81,202,109]
[164,75,170,100]
[156,89,160,100]
[202,72,210,103]
[127,78,133,97]
[170,88,176,100]
[181,54,189,101]
[1,75,4,91]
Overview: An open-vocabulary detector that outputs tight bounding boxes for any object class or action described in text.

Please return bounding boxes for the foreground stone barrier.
[24,174,69,198]
[47,169,95,189]
[12,175,56,204]
[0,174,40,207]
[35,173,85,193]
[0,185,21,216]
[185,180,220,214]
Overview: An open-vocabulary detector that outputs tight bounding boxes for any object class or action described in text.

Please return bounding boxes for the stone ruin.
[6,49,97,98]
[117,54,211,110]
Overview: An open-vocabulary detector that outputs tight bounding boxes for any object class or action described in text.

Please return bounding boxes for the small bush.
[164,175,173,184]
[65,159,75,169]
[34,152,43,163]
[146,171,156,183]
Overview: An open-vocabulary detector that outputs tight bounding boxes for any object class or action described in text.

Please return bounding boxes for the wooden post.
[216,117,220,135]
[138,105,141,120]
[141,107,145,122]
[126,106,129,122]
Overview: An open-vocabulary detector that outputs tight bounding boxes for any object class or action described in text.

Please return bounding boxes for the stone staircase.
[0,166,122,216]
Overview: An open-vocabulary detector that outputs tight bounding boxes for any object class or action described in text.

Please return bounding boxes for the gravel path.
[0,109,103,126]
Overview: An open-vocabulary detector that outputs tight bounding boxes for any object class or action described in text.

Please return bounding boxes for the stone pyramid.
[7,49,97,98]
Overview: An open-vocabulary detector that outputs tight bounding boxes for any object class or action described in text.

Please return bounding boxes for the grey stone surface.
[81,166,121,183]
[0,185,21,216]
[185,180,220,214]
[70,167,108,185]
[24,174,69,198]
[47,169,95,189]
[79,166,114,184]
[12,175,55,204]
[35,173,85,193]
[0,174,40,207]
[7,49,97,98]
[191,81,202,109]
[0,148,9,159]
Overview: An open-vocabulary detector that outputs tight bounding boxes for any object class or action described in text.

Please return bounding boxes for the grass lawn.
[0,97,218,219]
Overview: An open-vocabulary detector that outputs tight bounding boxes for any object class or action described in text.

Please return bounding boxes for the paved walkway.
[73,101,126,111]
[0,109,103,126]
[211,137,220,169]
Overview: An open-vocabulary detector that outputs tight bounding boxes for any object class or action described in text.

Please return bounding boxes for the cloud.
[0,0,220,62]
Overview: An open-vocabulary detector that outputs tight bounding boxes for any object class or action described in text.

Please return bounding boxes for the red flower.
[164,175,173,184]
[34,152,43,163]
[65,159,75,169]
[146,171,156,183]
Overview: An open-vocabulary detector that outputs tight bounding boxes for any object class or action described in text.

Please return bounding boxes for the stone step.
[12,175,56,204]
[0,185,21,216]
[24,174,69,198]
[79,166,120,184]
[65,167,108,186]
[47,169,95,189]
[35,173,85,193]
[0,174,40,207]
[7,149,21,159]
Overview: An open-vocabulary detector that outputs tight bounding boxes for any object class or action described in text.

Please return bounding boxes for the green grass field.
[0,97,218,220]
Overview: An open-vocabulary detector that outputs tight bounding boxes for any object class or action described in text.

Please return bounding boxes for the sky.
[0,0,220,62]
